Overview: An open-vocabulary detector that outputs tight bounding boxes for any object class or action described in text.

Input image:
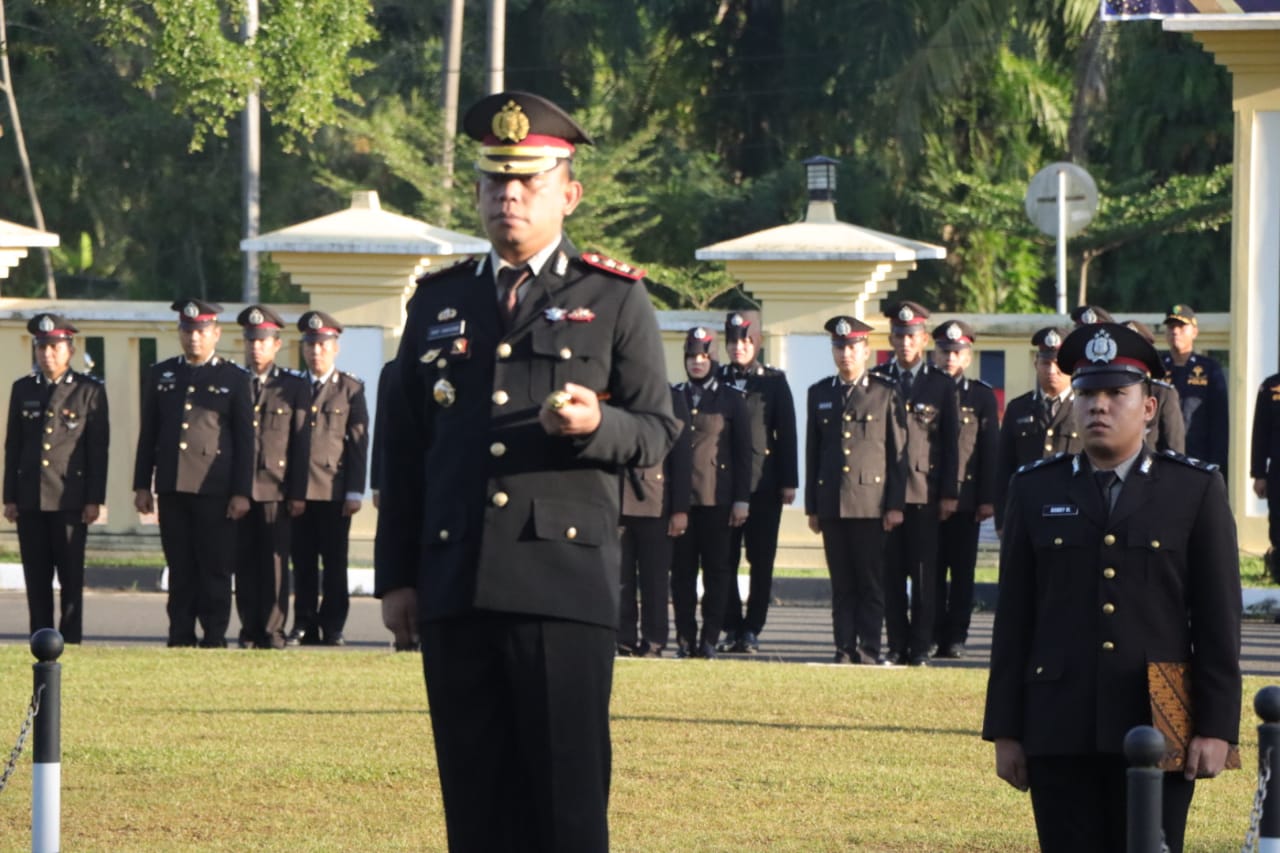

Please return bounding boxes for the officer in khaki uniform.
[375,91,677,850]
[235,305,311,649]
[4,314,108,644]
[805,316,906,665]
[134,299,254,648]
[984,322,1240,853]
[871,300,959,666]
[288,310,368,647]
[995,327,1078,532]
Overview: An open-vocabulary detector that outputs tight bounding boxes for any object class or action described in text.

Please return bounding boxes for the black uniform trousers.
[291,500,351,639]
[671,504,732,649]
[17,510,87,644]
[619,516,671,650]
[1027,754,1195,853]
[932,510,980,650]
[724,493,783,637]
[235,500,291,649]
[1268,474,1280,555]
[818,518,885,656]
[157,493,235,647]
[883,504,939,661]
[421,612,613,853]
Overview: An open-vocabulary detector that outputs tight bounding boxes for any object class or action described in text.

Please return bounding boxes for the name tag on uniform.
[1016,415,1035,425]
[1043,504,1078,517]
[427,320,466,341]
[817,401,833,410]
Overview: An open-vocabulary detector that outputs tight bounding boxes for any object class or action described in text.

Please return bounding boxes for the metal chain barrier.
[1243,746,1273,853]
[0,684,44,796]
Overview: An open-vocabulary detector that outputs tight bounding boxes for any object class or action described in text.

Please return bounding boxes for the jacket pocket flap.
[532,498,602,546]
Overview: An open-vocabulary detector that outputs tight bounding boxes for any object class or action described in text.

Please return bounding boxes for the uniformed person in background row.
[1162,304,1228,474]
[671,326,752,659]
[4,314,108,644]
[718,310,798,655]
[134,299,253,648]
[984,322,1240,853]
[995,327,1078,533]
[929,320,998,660]
[287,310,367,647]
[805,316,906,665]
[375,91,677,850]
[872,300,959,666]
[1119,318,1185,455]
[617,386,691,658]
[234,305,310,650]
[1250,369,1280,579]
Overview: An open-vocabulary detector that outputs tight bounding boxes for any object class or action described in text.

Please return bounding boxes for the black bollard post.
[1255,686,1280,847]
[1125,724,1166,853]
[30,628,63,853]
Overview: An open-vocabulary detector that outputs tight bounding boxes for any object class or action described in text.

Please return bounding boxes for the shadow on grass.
[612,712,980,737]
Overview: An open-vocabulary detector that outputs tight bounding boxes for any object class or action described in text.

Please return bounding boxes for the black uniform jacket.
[1146,379,1186,455]
[1251,373,1280,483]
[676,378,752,508]
[378,241,678,629]
[302,371,369,501]
[983,450,1241,756]
[4,369,109,511]
[133,355,254,497]
[718,362,799,497]
[805,373,908,520]
[871,362,959,505]
[995,390,1081,530]
[953,376,1000,513]
[249,366,311,503]
[1164,352,1228,467]
[621,386,692,519]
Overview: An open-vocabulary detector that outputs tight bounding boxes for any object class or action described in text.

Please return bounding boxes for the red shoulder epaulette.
[416,256,480,286]
[580,252,646,281]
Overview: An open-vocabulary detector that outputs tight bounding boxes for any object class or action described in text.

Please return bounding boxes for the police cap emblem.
[308,314,323,330]
[945,323,962,341]
[1081,308,1098,325]
[693,327,709,341]
[730,314,745,327]
[835,319,852,337]
[898,305,915,322]
[183,302,199,319]
[492,100,531,143]
[38,316,54,333]
[248,308,264,326]
[1085,330,1118,364]
[1044,330,1061,349]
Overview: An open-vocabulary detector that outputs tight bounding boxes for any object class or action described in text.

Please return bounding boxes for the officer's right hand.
[287,500,306,517]
[667,511,688,538]
[2,503,17,523]
[1255,478,1268,500]
[994,738,1029,792]
[882,509,904,532]
[807,514,820,534]
[381,587,418,648]
[134,489,154,516]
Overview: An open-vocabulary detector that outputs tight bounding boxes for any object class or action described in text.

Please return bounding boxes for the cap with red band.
[932,320,975,351]
[27,313,78,341]
[171,299,223,328]
[884,300,930,334]
[1056,323,1163,390]
[463,91,593,177]
[825,315,872,344]
[237,304,286,340]
[298,310,343,341]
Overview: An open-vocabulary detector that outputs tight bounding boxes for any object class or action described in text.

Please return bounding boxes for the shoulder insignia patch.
[579,252,646,281]
[869,372,896,385]
[340,370,365,385]
[972,377,993,389]
[1152,378,1174,389]
[416,257,480,286]
[1160,448,1219,472]
[1016,452,1068,475]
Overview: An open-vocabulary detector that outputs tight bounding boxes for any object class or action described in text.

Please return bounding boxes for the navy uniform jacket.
[1164,352,1228,467]
[995,390,1080,530]
[805,373,908,519]
[302,371,369,502]
[718,362,799,498]
[1146,379,1186,455]
[377,241,678,630]
[871,362,959,505]
[676,378,752,508]
[1251,373,1280,483]
[621,387,692,519]
[133,356,254,497]
[249,366,311,503]
[4,370,109,511]
[983,450,1241,756]
[952,376,1000,513]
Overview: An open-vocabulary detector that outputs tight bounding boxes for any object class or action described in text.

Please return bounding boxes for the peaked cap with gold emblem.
[1057,322,1162,390]
[237,304,286,340]
[462,91,594,176]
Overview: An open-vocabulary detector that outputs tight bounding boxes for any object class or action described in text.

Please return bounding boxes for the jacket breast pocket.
[532,498,603,547]
[530,325,609,392]
[1127,527,1181,583]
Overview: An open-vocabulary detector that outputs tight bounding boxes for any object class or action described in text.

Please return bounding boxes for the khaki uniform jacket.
[805,373,907,519]
[133,355,254,497]
[376,241,679,629]
[871,362,959,506]
[677,378,752,508]
[1147,379,1186,455]
[983,450,1241,756]
[302,371,369,502]
[249,366,311,503]
[952,376,1000,513]
[4,370,109,512]
[995,390,1081,530]
[621,387,692,519]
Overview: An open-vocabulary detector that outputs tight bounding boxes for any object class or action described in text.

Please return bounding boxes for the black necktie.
[253,377,262,397]
[1094,470,1118,513]
[497,266,530,331]
[312,379,323,397]
[1045,396,1059,421]
[899,369,913,398]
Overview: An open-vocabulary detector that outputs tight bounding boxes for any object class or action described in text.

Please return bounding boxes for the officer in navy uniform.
[4,314,108,644]
[375,91,677,851]
[1162,304,1228,472]
[618,386,691,657]
[134,299,254,648]
[1251,372,1280,578]
[234,305,310,649]
[872,300,959,666]
[929,320,998,659]
[288,310,368,647]
[995,327,1078,533]
[984,322,1240,853]
[718,311,798,654]
[805,316,907,664]
[671,326,752,659]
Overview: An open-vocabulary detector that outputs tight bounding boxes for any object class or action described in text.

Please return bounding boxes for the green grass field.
[0,646,1271,851]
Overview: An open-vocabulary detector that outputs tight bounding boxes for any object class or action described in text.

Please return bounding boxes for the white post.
[1056,167,1068,314]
